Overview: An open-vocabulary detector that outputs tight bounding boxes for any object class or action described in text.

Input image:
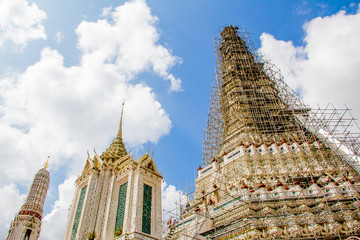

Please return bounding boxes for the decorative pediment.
[262,206,275,215]
[308,183,321,190]
[27,223,34,229]
[136,153,160,175]
[93,150,103,167]
[81,152,99,174]
[82,161,91,174]
[25,216,37,228]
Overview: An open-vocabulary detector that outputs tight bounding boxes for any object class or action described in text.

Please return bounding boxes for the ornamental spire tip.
[118,102,125,139]
[44,156,50,169]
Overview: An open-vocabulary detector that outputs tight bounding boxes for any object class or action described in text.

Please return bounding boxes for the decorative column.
[95,167,112,236]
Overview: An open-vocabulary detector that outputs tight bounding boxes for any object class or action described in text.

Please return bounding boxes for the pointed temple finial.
[101,102,127,161]
[118,102,125,139]
[44,156,50,169]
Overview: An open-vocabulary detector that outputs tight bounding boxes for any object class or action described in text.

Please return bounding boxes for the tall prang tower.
[6,159,50,240]
[63,104,163,240]
[168,25,360,239]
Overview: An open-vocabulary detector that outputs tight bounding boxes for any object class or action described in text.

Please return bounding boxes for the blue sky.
[1,0,360,239]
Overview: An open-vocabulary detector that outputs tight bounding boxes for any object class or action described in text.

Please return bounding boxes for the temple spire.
[44,156,50,169]
[101,102,127,161]
[6,161,50,240]
[118,102,124,139]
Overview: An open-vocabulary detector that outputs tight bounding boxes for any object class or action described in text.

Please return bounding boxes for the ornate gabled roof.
[101,103,127,161]
[81,151,97,174]
[136,152,161,176]
[114,154,133,170]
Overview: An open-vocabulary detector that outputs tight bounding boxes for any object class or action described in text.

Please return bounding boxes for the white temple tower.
[63,104,163,240]
[6,159,50,240]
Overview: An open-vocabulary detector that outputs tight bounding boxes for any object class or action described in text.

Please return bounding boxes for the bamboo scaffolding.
[168,25,360,240]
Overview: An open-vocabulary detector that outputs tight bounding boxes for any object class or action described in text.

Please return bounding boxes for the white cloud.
[162,182,187,222]
[350,2,357,8]
[55,32,64,44]
[0,0,47,50]
[76,0,182,91]
[0,0,180,238]
[0,183,26,237]
[259,5,360,118]
[40,177,76,240]
[167,74,182,92]
[101,6,113,17]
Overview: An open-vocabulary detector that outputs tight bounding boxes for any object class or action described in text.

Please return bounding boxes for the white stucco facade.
[63,111,163,240]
